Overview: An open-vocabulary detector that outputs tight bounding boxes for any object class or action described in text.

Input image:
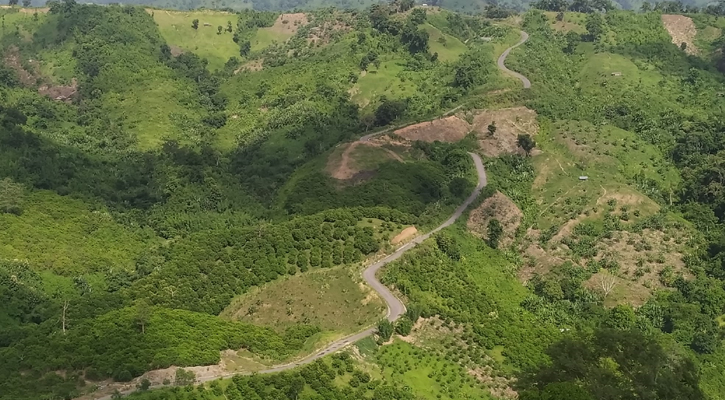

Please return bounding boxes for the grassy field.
[531,119,678,231]
[0,8,48,41]
[377,341,495,400]
[251,26,294,51]
[350,58,417,107]
[543,11,587,34]
[220,266,385,334]
[423,23,466,62]
[150,9,240,71]
[0,190,153,275]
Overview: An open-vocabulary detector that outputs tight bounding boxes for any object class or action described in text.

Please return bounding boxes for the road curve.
[497,30,531,89]
[92,153,487,399]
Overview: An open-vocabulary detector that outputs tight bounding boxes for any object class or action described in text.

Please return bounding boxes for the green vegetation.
[4,2,725,400]
[152,10,240,71]
[221,266,385,334]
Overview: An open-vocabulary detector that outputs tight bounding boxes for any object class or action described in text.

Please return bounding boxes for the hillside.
[2,1,725,400]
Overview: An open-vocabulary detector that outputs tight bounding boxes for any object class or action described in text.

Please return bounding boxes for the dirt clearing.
[393,115,470,143]
[467,191,522,248]
[471,107,539,157]
[662,14,699,55]
[271,13,308,34]
[391,226,417,244]
[327,141,404,181]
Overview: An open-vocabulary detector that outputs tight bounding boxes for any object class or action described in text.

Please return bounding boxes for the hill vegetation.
[2,1,725,400]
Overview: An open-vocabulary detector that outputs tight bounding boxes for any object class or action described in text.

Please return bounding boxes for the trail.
[497,30,531,89]
[90,153,487,400]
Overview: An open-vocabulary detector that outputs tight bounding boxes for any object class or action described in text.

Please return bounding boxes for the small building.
[611,72,622,76]
[579,176,589,180]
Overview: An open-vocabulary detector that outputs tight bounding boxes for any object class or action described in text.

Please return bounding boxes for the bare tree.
[61,300,69,334]
[597,271,617,298]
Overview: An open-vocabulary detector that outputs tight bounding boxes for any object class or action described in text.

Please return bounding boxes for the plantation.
[3,1,725,400]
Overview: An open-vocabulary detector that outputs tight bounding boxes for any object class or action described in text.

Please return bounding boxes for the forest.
[2,0,725,399]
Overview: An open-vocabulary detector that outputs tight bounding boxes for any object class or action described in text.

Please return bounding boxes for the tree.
[22,0,31,6]
[487,121,497,136]
[226,21,233,32]
[555,12,564,21]
[239,40,251,57]
[377,319,394,341]
[596,270,617,298]
[192,19,199,29]
[8,0,19,6]
[134,299,151,334]
[641,1,652,11]
[521,329,705,400]
[217,25,223,35]
[137,378,151,391]
[375,97,407,126]
[585,13,605,41]
[174,368,195,386]
[396,317,414,336]
[397,0,415,12]
[487,219,504,248]
[409,8,427,25]
[0,177,24,215]
[517,134,536,155]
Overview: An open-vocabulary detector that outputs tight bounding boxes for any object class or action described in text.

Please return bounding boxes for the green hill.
[3,2,725,400]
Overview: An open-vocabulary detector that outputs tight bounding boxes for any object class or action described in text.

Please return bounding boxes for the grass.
[543,11,587,34]
[423,23,466,62]
[251,26,294,52]
[532,119,678,231]
[151,9,240,71]
[0,190,154,275]
[351,58,418,107]
[0,8,47,41]
[579,52,663,87]
[377,340,495,400]
[220,265,385,335]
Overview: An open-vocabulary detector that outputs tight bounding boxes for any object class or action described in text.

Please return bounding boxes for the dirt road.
[497,30,531,89]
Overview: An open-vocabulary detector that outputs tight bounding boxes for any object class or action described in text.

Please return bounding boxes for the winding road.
[90,30,530,400]
[497,30,531,89]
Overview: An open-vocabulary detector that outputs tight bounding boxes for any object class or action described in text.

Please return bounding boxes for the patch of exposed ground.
[393,115,470,143]
[326,141,404,181]
[235,59,263,74]
[471,107,539,157]
[391,226,417,244]
[3,46,36,85]
[271,13,308,35]
[467,191,522,248]
[3,46,78,102]
[662,14,699,55]
[307,20,351,46]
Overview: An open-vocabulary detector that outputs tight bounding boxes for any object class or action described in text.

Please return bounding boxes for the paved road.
[93,152,487,399]
[497,30,531,89]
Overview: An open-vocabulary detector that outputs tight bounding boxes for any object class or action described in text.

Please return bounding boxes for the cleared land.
[251,13,308,51]
[662,14,699,55]
[423,23,466,62]
[467,191,522,248]
[221,266,385,334]
[150,9,240,71]
[350,59,417,107]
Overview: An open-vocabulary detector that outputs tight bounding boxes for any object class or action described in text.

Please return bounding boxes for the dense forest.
[2,0,725,399]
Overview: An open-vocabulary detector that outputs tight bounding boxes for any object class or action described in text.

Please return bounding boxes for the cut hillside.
[327,141,406,181]
[471,107,539,157]
[662,14,699,55]
[393,116,470,142]
[467,191,522,248]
